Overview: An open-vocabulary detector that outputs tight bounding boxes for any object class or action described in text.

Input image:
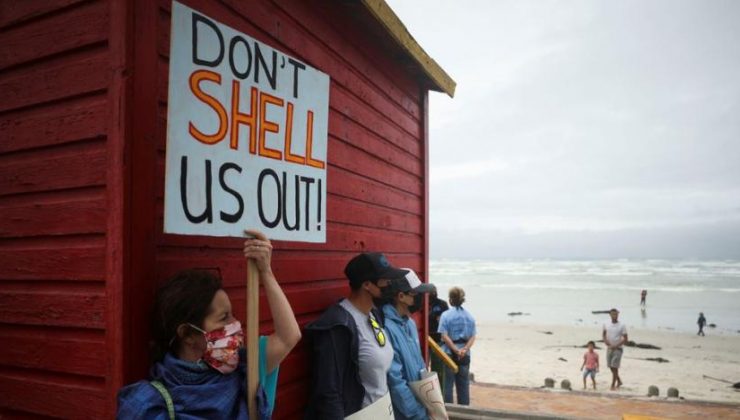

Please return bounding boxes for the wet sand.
[468,323,740,404]
[469,382,740,419]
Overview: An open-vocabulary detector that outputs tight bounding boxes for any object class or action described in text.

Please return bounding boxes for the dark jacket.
[429,297,449,343]
[304,301,382,419]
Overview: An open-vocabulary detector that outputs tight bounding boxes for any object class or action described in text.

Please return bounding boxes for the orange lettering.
[283,102,306,165]
[258,92,284,161]
[230,82,259,153]
[188,70,227,145]
[305,110,325,169]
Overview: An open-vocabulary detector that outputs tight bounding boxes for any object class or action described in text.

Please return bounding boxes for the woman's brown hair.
[448,286,465,307]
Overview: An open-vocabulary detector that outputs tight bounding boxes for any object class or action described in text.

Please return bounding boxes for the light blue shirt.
[437,306,477,355]
[383,304,428,420]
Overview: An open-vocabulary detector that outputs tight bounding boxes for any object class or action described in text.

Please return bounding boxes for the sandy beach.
[467,322,740,404]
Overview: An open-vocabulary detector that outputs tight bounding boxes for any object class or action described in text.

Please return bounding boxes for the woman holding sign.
[117,230,301,419]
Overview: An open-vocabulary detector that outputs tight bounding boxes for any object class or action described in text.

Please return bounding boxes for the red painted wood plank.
[0,246,105,281]
[0,233,105,250]
[0,326,106,376]
[0,94,107,154]
[328,108,422,175]
[304,0,423,104]
[0,286,105,328]
[328,138,422,195]
[221,0,422,137]
[329,85,421,157]
[327,195,423,234]
[157,248,422,286]
[0,0,108,70]
[272,378,310,420]
[0,47,108,113]
[272,349,307,386]
[0,369,105,418]
[0,0,87,28]
[0,194,106,238]
[155,221,422,254]
[271,0,421,116]
[0,140,106,196]
[329,166,422,215]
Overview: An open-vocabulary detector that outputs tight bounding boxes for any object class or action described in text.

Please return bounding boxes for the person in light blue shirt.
[437,287,476,405]
[383,269,435,420]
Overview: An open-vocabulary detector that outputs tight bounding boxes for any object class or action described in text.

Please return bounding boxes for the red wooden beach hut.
[0,0,455,417]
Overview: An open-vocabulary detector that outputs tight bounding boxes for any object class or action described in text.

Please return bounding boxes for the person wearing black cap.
[382,269,435,420]
[305,253,409,419]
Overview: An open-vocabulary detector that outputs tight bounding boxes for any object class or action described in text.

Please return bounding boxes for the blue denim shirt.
[438,306,477,355]
[382,304,429,420]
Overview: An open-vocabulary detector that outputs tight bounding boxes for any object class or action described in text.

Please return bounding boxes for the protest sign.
[165,1,329,243]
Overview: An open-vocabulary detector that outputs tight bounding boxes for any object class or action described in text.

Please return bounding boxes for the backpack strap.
[150,380,175,420]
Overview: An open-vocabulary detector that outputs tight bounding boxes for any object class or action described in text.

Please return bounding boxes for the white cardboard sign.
[164,1,329,242]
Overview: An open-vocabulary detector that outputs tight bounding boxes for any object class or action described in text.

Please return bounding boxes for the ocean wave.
[430,259,740,278]
[472,283,740,293]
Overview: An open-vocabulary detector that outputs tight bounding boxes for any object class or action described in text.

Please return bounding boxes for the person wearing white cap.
[382,269,435,420]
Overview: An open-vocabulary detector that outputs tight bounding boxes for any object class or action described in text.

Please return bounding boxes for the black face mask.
[373,284,395,307]
[408,293,424,314]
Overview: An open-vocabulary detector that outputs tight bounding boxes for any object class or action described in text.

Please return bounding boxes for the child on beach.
[580,341,599,390]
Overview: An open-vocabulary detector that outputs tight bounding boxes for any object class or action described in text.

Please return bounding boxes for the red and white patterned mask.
[189,320,243,374]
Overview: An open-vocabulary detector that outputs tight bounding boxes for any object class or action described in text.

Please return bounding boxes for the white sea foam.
[429,259,740,333]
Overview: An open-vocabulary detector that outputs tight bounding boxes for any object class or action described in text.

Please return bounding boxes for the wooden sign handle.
[427,336,458,373]
[247,259,260,420]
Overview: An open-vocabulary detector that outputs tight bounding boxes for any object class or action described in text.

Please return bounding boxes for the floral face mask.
[188,320,244,374]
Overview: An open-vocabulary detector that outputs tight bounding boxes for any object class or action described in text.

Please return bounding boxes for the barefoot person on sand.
[602,308,628,390]
[580,341,599,390]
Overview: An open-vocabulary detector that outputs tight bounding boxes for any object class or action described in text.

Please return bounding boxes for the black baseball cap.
[344,252,408,287]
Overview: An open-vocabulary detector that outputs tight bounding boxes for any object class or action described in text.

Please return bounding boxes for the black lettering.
[228,36,252,79]
[300,176,315,231]
[257,169,281,228]
[219,162,244,223]
[287,58,306,99]
[180,156,213,223]
[317,178,322,231]
[282,173,300,231]
[192,13,224,67]
[254,43,277,90]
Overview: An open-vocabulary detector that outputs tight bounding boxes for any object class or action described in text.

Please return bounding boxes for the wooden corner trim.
[360,0,457,98]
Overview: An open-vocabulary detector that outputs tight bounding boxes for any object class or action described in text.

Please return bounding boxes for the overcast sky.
[386,0,740,259]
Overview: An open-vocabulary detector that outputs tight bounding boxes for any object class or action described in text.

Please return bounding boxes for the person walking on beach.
[602,308,628,391]
[438,287,476,405]
[697,312,707,336]
[640,289,647,307]
[580,341,599,390]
